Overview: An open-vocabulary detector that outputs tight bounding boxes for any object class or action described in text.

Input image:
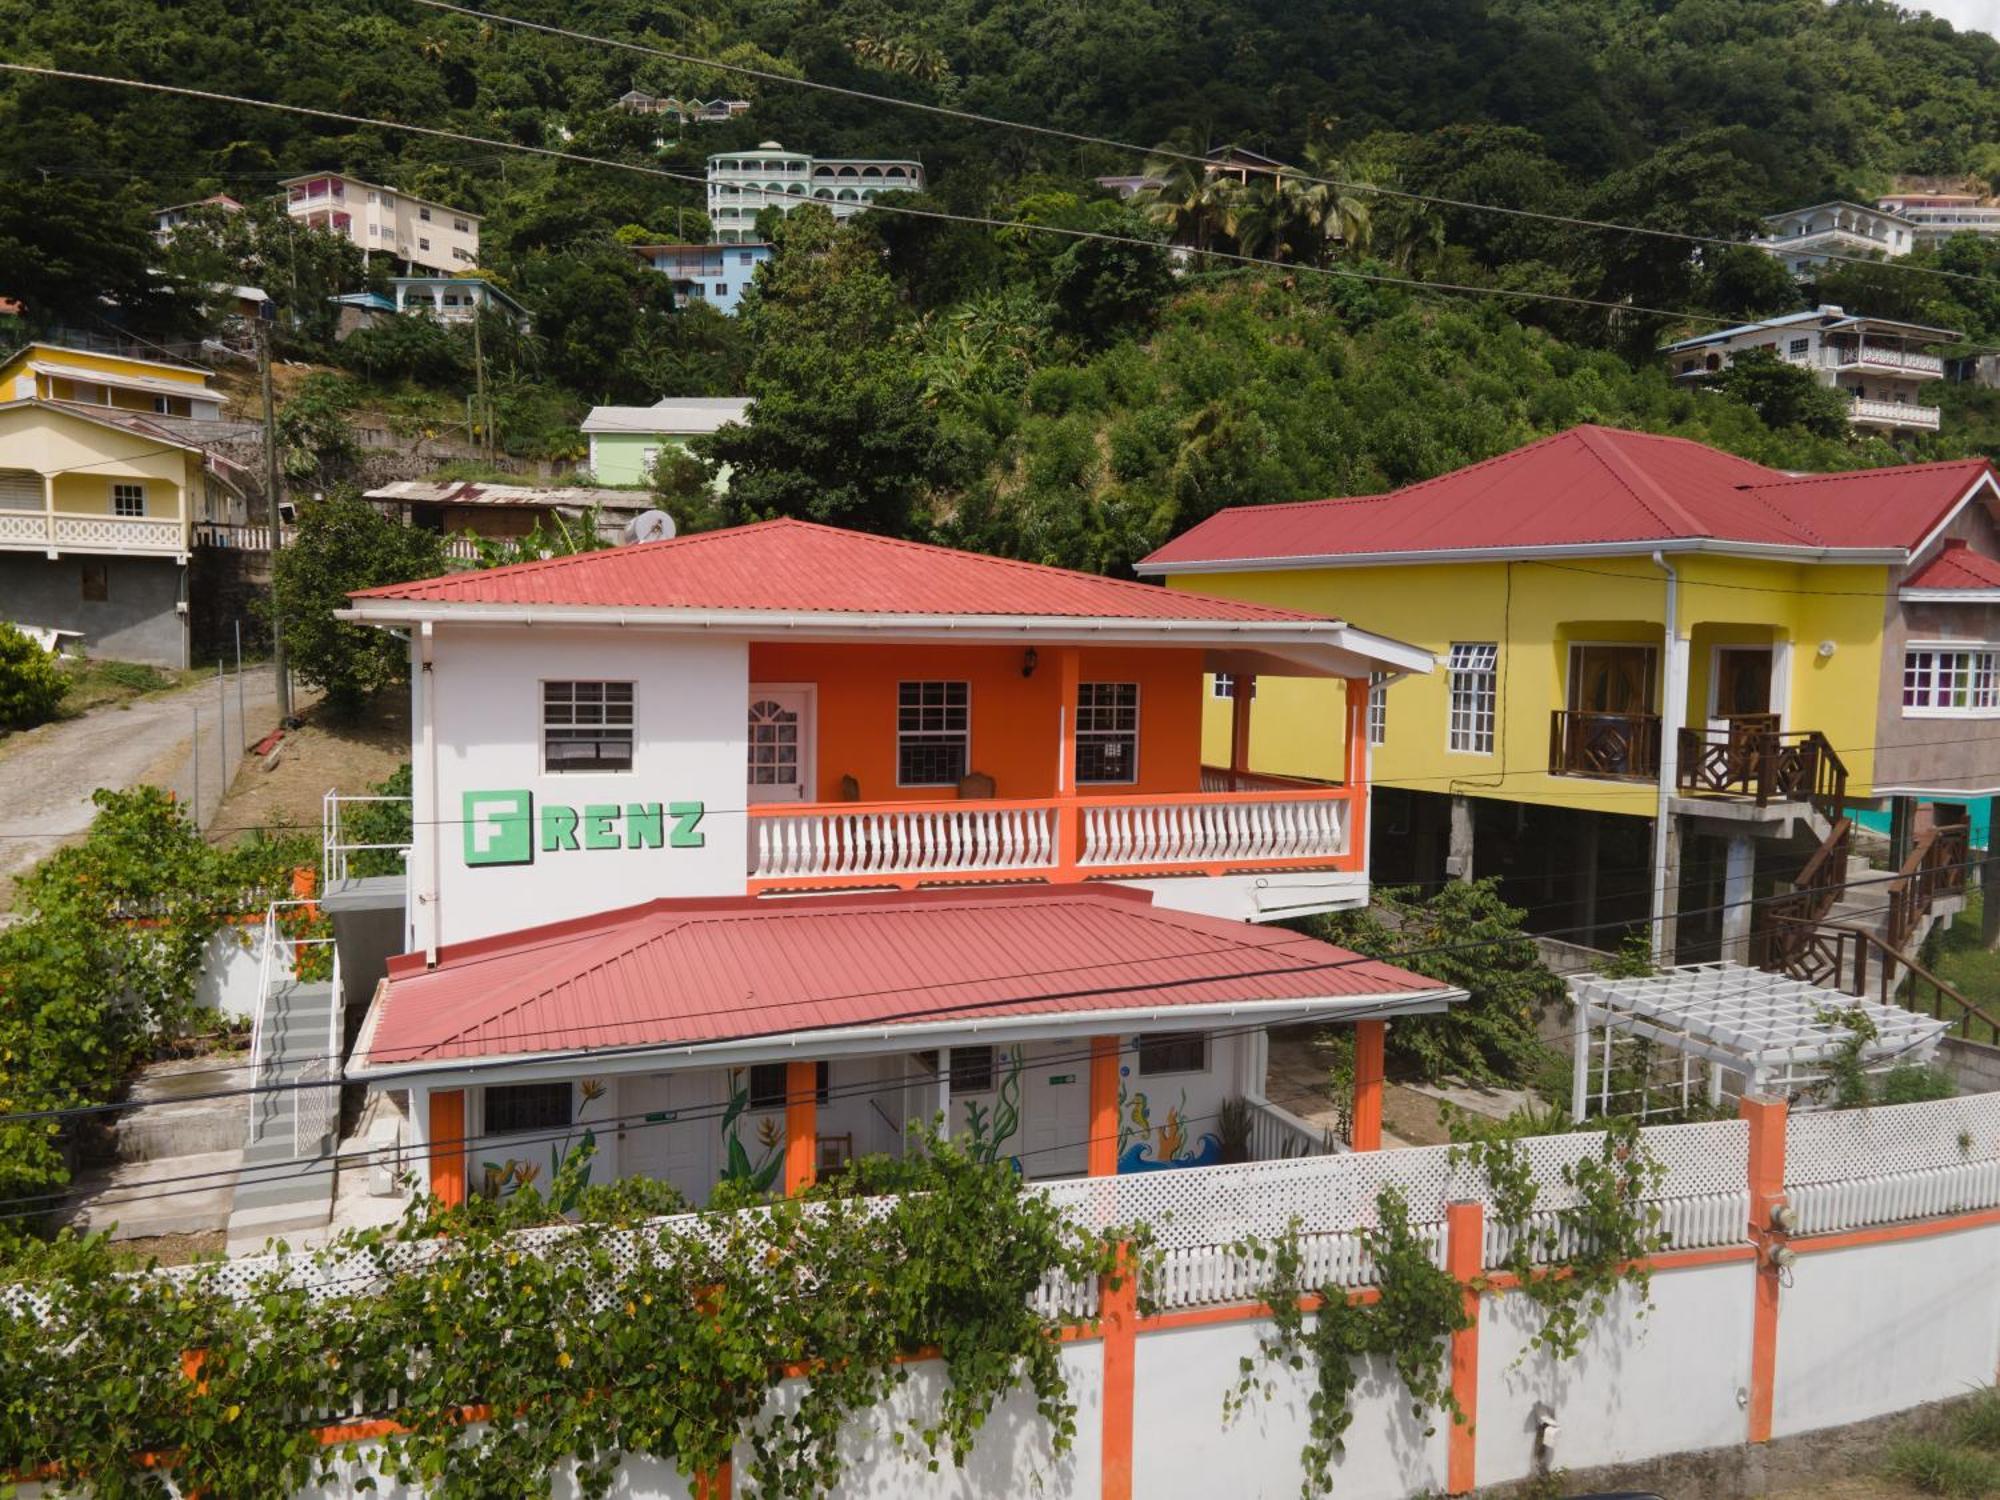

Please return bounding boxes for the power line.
[0,63,1743,328]
[422,0,2000,296]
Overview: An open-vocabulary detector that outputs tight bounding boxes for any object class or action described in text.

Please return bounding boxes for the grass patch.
[1929,888,2000,1012]
[1955,1388,2000,1452]
[1886,1436,2000,1497]
[56,658,200,716]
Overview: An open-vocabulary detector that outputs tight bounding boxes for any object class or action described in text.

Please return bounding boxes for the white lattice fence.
[1783,1095,2000,1235]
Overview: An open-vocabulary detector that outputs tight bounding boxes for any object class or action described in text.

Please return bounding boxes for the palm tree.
[1293,146,1376,262]
[1226,174,1311,262]
[1134,155,1236,255]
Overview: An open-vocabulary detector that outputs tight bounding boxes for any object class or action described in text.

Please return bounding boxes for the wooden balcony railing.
[1676,724,1847,824]
[1887,821,1971,951]
[746,785,1359,893]
[1548,710,1662,781]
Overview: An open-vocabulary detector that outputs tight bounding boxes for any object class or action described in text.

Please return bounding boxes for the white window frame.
[1367,672,1388,747]
[1076,682,1140,785]
[1211,672,1255,701]
[1902,642,2000,719]
[110,482,145,518]
[542,679,637,773]
[896,680,971,788]
[1446,643,1499,754]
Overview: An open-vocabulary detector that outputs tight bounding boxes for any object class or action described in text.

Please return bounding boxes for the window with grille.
[483,1082,571,1136]
[543,681,635,772]
[1903,647,2000,716]
[897,681,969,786]
[1447,643,1498,753]
[1137,1032,1208,1076]
[949,1046,995,1093]
[1076,682,1139,784]
[1212,672,1256,701]
[1367,673,1388,746]
[111,483,145,518]
[747,1061,828,1109]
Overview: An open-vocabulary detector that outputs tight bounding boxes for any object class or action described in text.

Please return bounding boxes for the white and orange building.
[323,520,1459,1209]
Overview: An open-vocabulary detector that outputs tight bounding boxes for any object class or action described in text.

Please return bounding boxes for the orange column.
[1056,647,1082,879]
[1099,1239,1137,1500]
[1228,673,1256,790]
[1088,1035,1121,1178]
[1350,1019,1385,1152]
[784,1059,817,1197]
[694,1464,732,1500]
[1343,676,1370,871]
[1445,1201,1483,1495]
[1743,1094,1789,1444]
[428,1089,466,1208]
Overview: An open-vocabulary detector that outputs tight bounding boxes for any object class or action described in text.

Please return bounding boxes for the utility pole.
[471,310,493,465]
[258,310,292,721]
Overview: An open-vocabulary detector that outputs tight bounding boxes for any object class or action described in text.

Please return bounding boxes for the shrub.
[0,624,67,730]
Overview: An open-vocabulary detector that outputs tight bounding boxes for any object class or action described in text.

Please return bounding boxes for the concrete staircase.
[225,912,345,1249]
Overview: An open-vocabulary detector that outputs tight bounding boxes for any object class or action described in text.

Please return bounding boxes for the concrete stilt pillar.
[1655,813,1684,964]
[1446,796,1476,884]
[1722,832,1756,965]
[1576,812,1601,947]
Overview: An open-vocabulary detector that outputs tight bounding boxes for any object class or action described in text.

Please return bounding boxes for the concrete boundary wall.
[13,1095,2000,1498]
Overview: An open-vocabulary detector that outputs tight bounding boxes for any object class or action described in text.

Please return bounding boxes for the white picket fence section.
[1783,1092,2000,1235]
[748,801,1061,883]
[1077,791,1350,870]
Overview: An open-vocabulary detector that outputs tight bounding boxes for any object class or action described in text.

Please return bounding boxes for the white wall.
[1132,1319,1448,1499]
[193,924,283,1021]
[1478,1263,1755,1483]
[1773,1222,2000,1438]
[419,625,749,948]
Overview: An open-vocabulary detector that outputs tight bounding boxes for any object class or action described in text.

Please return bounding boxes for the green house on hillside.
[581,397,752,487]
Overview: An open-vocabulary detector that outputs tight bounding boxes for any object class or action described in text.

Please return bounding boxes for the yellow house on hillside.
[0,342,225,421]
[0,397,244,667]
[1140,425,2000,968]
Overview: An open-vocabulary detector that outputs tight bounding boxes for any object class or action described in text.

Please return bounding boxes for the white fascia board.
[1135,536,1909,576]
[1897,589,2000,603]
[1908,472,2000,565]
[348,988,1464,1085]
[335,602,1436,674]
[1869,782,2000,799]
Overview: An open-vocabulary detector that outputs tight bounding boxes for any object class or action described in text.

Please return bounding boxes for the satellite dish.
[622,509,677,545]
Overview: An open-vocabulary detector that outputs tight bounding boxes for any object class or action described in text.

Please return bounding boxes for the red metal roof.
[1140,425,1997,567]
[357,885,1452,1068]
[351,517,1326,622]
[1905,539,2000,592]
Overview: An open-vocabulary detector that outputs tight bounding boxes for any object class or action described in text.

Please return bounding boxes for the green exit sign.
[1048,1073,1077,1085]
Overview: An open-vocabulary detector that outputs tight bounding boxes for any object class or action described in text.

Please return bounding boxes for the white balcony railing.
[0,509,186,555]
[749,799,1063,889]
[1828,346,1944,375]
[1848,397,1941,430]
[1078,790,1351,872]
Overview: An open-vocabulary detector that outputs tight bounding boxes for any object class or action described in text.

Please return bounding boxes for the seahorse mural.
[1116,1074,1222,1174]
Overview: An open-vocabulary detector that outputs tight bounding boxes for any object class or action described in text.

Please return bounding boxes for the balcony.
[1827,346,1944,376]
[0,509,186,557]
[1548,710,1661,781]
[746,782,1358,894]
[1848,397,1941,431]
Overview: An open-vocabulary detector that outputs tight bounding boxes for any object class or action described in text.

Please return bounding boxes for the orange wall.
[747,643,1208,802]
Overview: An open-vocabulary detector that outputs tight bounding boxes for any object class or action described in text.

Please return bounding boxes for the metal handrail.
[322,789,414,887]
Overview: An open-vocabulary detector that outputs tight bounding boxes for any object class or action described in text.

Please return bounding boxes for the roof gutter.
[348,988,1465,1084]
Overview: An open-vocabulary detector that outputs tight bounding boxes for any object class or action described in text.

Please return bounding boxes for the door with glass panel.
[747,687,814,803]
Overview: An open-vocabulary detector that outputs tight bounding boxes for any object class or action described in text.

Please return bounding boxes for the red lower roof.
[1905,539,2000,593]
[1139,424,1996,567]
[349,516,1328,621]
[355,885,1454,1070]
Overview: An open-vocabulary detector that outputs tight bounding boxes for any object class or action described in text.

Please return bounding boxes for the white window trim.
[110,482,146,518]
[1901,641,2000,719]
[1367,672,1388,747]
[895,680,972,788]
[1076,681,1140,786]
[541,678,638,774]
[1446,642,1499,755]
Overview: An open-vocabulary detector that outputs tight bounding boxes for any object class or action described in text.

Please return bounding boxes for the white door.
[747,687,814,803]
[1016,1045,1092,1180]
[617,1072,723,1203]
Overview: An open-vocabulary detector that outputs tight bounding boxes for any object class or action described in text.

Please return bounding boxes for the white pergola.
[1569,962,1950,1120]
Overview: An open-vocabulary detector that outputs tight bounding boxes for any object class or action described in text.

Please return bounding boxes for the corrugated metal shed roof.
[355,885,1455,1069]
[1139,425,1997,568]
[581,399,753,434]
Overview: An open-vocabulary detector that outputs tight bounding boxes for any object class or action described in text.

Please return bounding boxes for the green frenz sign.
[463,790,705,867]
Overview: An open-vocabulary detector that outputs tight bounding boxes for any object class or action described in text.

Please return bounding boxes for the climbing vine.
[0,1133,1130,1498]
[1226,1188,1470,1499]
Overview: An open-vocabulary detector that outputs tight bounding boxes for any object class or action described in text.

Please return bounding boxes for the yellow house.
[1140,425,2000,965]
[0,398,242,667]
[0,342,225,421]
